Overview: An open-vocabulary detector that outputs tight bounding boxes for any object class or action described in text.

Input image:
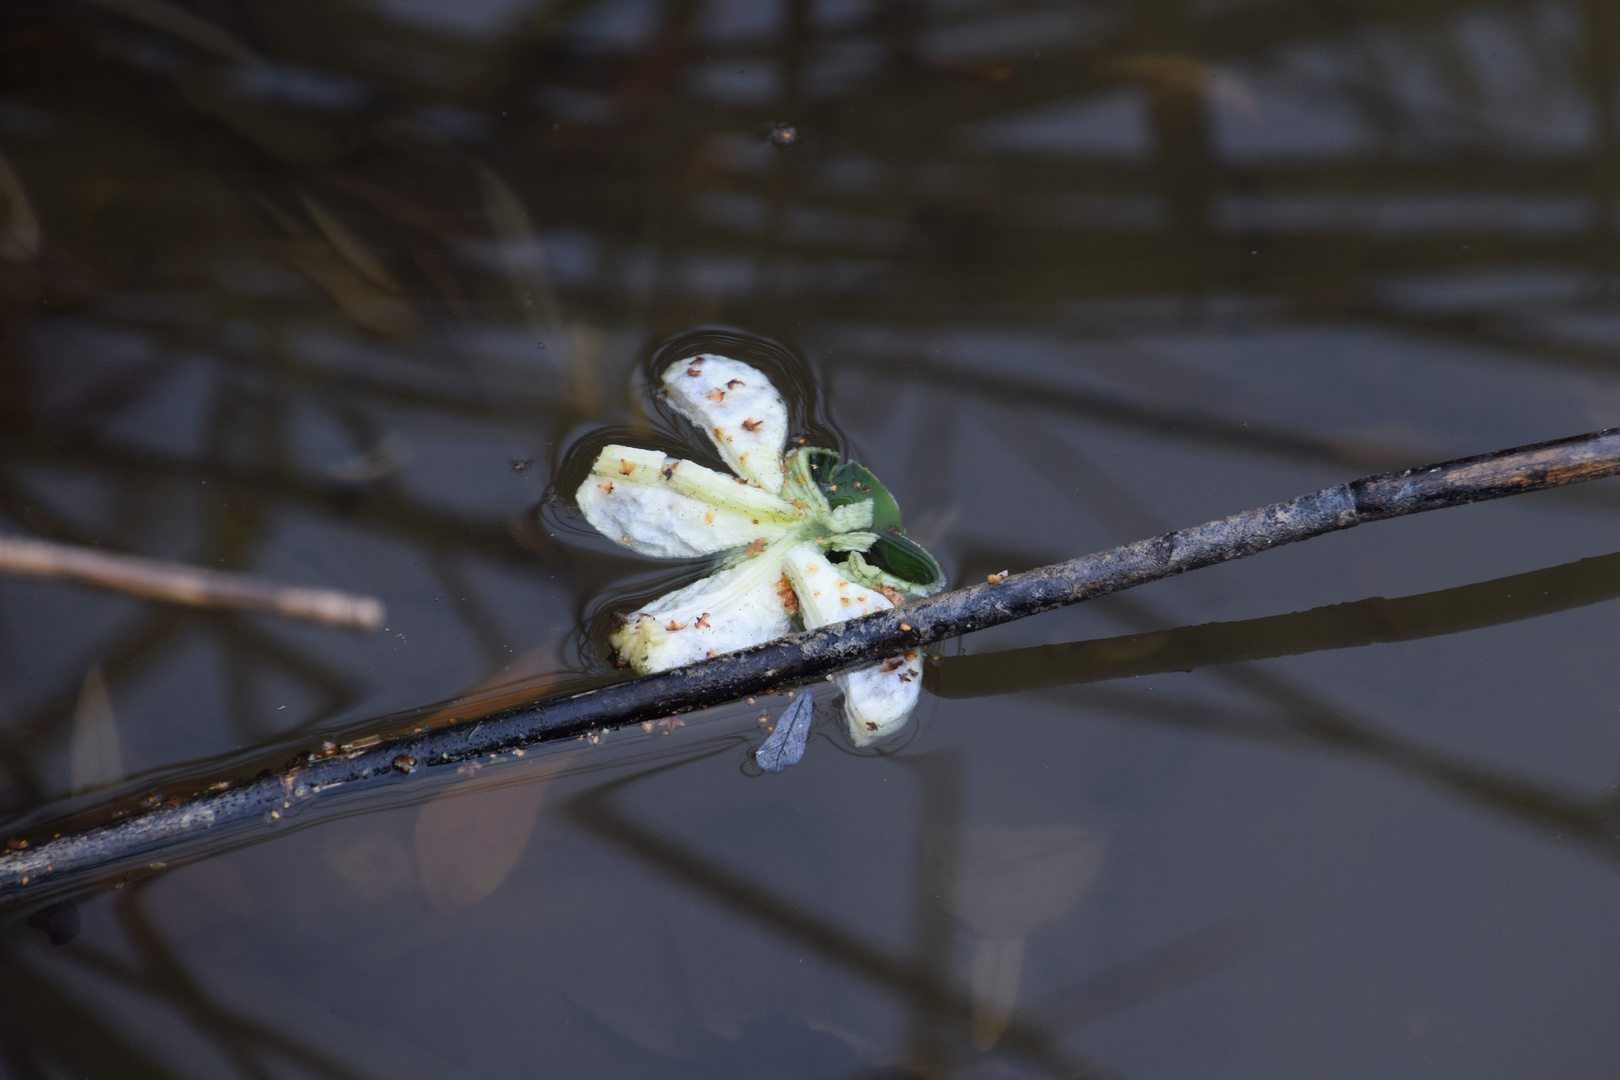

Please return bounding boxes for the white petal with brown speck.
[781,542,920,745]
[660,355,788,493]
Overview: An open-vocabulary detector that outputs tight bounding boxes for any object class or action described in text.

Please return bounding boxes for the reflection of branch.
[7,428,1620,893]
[0,533,384,630]
[928,547,1620,698]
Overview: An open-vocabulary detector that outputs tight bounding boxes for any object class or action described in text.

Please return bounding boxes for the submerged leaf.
[299,191,401,294]
[0,148,41,262]
[323,832,414,903]
[282,239,421,340]
[69,665,122,794]
[969,936,1025,1051]
[755,691,815,773]
[949,825,1108,1050]
[415,766,561,911]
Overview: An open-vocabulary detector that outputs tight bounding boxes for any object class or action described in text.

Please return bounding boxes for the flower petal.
[780,542,920,745]
[610,545,797,673]
[577,475,794,558]
[588,444,800,522]
[661,355,788,493]
[838,654,923,747]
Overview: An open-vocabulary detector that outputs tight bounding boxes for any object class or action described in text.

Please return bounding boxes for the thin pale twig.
[0,534,384,631]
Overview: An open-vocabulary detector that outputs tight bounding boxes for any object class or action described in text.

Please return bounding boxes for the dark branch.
[4,426,1620,896]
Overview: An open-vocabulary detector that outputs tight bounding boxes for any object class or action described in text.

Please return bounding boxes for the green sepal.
[801,448,903,532]
[843,534,945,597]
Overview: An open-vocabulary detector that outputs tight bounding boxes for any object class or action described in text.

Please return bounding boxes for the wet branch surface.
[4,426,1620,896]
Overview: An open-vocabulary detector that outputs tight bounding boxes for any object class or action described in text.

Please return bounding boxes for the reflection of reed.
[2,885,375,1078]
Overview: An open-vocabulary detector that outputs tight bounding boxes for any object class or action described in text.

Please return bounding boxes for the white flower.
[575,353,944,746]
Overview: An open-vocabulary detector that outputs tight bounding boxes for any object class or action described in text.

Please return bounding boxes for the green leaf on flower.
[802,449,903,532]
[844,534,945,596]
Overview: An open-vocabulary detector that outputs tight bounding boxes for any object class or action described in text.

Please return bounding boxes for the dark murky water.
[5,0,1620,1074]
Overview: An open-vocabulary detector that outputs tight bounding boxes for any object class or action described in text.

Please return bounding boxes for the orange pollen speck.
[705,510,715,523]
[727,379,745,388]
[665,619,688,631]
[619,459,634,475]
[745,538,767,557]
[900,623,911,631]
[741,418,763,432]
[694,613,711,628]
[774,575,799,613]
[598,481,614,493]
[707,388,725,402]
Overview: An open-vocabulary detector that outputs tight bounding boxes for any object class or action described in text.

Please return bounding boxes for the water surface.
[4,0,1620,1075]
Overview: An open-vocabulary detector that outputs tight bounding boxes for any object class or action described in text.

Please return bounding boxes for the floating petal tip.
[661,355,788,493]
